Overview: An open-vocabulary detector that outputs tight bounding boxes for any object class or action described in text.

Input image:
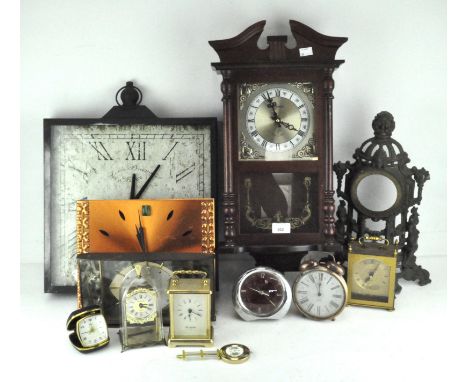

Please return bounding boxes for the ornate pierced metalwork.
[200,200,216,254]
[76,200,90,254]
[333,111,431,288]
[239,83,267,110]
[244,176,312,230]
[289,82,315,104]
[293,138,318,159]
[239,133,264,159]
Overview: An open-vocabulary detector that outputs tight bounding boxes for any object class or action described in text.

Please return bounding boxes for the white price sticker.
[299,47,313,57]
[272,223,291,234]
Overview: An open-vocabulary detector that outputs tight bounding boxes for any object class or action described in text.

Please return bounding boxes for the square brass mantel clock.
[44,81,217,293]
[210,21,347,269]
[347,235,398,310]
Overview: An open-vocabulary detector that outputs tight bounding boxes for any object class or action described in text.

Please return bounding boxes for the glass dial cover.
[77,314,109,348]
[293,268,347,320]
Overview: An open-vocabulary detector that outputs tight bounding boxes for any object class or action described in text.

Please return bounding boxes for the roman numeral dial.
[240,84,314,158]
[293,269,347,320]
[50,124,212,288]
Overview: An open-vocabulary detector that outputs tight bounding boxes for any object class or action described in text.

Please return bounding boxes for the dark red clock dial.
[239,271,285,316]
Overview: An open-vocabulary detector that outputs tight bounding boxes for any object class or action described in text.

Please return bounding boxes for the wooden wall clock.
[210,20,347,270]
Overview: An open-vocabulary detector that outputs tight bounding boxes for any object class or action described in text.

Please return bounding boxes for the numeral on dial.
[126,141,146,161]
[89,141,113,160]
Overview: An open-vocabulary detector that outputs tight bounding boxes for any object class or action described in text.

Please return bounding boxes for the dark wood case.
[210,21,347,264]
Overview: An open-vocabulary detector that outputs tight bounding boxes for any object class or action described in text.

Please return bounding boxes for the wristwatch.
[66,305,110,353]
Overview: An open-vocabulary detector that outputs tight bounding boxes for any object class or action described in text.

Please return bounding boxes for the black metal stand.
[333,111,431,289]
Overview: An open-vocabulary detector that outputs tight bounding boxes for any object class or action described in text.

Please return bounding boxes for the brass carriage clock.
[167,271,213,347]
[210,20,347,269]
[347,235,398,310]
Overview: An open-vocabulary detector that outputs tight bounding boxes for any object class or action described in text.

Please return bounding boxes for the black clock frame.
[333,111,431,288]
[210,21,347,270]
[44,81,219,293]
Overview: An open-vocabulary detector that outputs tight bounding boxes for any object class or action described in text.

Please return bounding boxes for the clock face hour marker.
[162,142,178,160]
[89,141,113,160]
[126,141,146,161]
[176,163,196,183]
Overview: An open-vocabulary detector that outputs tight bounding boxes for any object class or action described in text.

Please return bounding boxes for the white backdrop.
[21,0,446,263]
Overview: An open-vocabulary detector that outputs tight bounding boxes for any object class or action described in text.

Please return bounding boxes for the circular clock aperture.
[245,87,310,153]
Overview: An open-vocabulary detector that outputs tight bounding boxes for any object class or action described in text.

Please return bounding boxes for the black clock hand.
[130,174,136,199]
[135,212,147,252]
[130,164,161,199]
[279,120,299,131]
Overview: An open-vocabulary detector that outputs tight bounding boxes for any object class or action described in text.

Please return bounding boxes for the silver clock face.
[238,83,316,161]
[293,269,347,320]
[47,124,212,288]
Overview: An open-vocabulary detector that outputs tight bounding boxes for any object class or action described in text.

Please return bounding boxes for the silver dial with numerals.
[293,267,347,320]
[238,83,316,161]
[48,124,212,287]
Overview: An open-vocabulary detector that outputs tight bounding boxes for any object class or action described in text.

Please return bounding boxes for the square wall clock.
[44,81,217,292]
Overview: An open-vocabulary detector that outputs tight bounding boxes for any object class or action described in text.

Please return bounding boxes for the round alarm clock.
[292,257,347,320]
[232,267,292,321]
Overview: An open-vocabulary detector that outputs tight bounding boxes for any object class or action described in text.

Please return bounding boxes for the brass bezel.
[219,344,251,364]
[67,307,110,352]
[347,250,397,310]
[124,287,158,325]
[292,265,348,320]
[76,314,109,349]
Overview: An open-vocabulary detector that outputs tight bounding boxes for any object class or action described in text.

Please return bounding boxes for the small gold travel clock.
[347,235,398,310]
[167,271,213,347]
[66,305,109,353]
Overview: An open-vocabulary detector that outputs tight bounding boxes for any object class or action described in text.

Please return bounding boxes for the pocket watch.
[232,267,291,321]
[292,256,347,320]
[167,270,213,347]
[347,235,398,310]
[119,263,164,351]
[177,344,251,364]
[66,305,109,353]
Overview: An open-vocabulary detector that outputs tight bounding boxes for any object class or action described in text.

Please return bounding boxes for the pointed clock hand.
[135,212,147,252]
[279,120,299,131]
[130,174,136,199]
[130,164,161,199]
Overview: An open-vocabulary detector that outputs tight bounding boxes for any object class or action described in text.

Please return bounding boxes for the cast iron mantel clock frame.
[333,111,431,288]
[44,81,218,293]
[210,20,347,270]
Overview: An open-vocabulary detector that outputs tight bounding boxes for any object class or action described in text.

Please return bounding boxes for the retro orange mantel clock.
[76,199,215,255]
